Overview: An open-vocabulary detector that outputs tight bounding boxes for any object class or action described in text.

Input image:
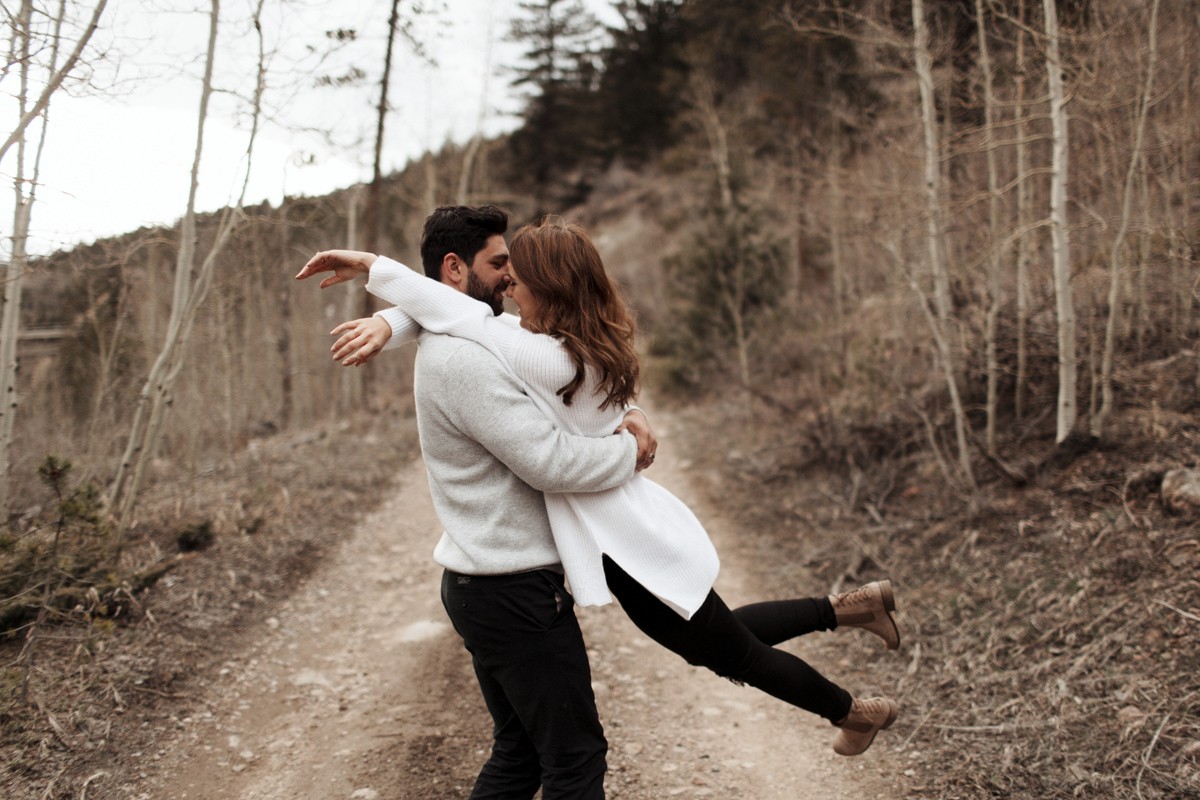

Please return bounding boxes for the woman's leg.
[737,583,901,651]
[731,597,836,646]
[602,556,852,723]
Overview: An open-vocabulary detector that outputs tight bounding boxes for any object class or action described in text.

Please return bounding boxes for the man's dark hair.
[420,205,508,279]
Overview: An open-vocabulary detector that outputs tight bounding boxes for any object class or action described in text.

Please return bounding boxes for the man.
[296,205,653,799]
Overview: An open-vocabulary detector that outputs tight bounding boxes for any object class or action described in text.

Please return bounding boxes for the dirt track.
[140,415,899,799]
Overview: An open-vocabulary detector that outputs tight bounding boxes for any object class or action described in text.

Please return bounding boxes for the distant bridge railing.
[18,327,73,341]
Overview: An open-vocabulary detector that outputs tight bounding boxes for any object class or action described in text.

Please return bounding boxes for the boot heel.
[879,580,895,613]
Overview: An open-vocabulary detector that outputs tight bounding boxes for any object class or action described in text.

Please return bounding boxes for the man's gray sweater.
[415,332,638,575]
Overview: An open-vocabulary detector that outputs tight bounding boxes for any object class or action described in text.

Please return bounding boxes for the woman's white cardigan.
[367,257,720,618]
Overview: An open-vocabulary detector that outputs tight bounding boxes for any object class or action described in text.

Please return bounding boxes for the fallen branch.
[127,685,190,699]
[1152,599,1200,623]
[1135,713,1170,800]
[79,771,107,800]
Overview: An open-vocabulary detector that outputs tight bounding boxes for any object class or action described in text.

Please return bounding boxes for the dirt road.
[141,416,897,799]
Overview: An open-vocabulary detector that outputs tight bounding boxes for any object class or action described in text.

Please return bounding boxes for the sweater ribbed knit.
[369,258,720,618]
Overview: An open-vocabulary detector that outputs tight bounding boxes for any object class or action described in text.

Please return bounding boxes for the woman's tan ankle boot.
[831,696,899,756]
[829,580,900,650]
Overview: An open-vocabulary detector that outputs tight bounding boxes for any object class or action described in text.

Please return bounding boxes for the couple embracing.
[297,205,900,799]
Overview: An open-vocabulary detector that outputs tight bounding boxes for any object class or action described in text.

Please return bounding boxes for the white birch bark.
[976,0,1002,454]
[913,0,950,324]
[0,0,66,512]
[1043,0,1076,444]
[1014,0,1032,421]
[112,0,267,530]
[340,185,364,410]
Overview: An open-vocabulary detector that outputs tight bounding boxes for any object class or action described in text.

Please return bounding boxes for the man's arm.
[615,408,657,471]
[438,343,638,494]
[329,308,419,366]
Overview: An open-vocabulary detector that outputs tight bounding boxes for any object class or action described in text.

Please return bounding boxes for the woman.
[360,217,899,756]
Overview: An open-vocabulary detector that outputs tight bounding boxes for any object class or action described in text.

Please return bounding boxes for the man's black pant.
[441,569,607,800]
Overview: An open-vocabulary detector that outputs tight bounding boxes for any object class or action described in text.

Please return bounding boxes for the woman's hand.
[615,409,657,471]
[331,315,393,366]
[296,250,379,288]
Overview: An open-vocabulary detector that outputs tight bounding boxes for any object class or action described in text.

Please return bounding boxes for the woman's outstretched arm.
[365,256,524,371]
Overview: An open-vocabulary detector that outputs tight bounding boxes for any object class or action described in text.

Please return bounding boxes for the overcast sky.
[1,0,621,257]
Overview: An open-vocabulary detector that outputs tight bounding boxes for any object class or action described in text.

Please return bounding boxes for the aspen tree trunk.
[887,242,978,508]
[424,153,437,215]
[85,258,130,455]
[692,75,749,389]
[359,0,402,413]
[1014,0,1032,420]
[976,0,1002,454]
[913,0,951,325]
[0,0,35,514]
[278,203,293,428]
[365,0,401,258]
[112,0,267,532]
[1137,167,1150,360]
[1043,0,1077,444]
[215,292,235,444]
[1092,0,1159,438]
[829,135,848,377]
[340,186,364,410]
[1180,36,1192,344]
[0,0,63,512]
[1087,284,1098,419]
[787,134,804,307]
[456,135,482,205]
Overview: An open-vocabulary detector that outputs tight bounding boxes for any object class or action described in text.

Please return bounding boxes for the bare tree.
[0,0,107,167]
[1043,0,1076,444]
[1092,0,1160,438]
[1013,0,1033,421]
[340,185,364,409]
[364,0,402,261]
[456,7,495,206]
[690,72,750,389]
[913,0,951,327]
[887,241,978,510]
[110,0,268,532]
[0,0,108,512]
[976,0,1003,454]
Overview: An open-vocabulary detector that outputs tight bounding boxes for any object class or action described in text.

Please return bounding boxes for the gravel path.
[143,413,896,799]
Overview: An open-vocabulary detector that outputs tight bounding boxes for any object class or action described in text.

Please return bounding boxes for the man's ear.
[440,253,467,289]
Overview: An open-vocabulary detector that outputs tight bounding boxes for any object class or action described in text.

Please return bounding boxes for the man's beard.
[466,267,505,316]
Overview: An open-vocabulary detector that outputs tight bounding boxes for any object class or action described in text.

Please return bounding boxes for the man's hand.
[615,409,657,471]
[331,315,393,366]
[295,250,379,289]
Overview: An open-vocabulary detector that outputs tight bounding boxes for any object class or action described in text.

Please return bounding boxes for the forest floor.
[5,375,1200,799]
[2,406,901,800]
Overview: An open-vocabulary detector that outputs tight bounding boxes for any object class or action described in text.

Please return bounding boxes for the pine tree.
[507,0,603,204]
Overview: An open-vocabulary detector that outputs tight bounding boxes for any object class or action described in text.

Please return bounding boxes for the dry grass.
[667,351,1200,799]
[0,409,420,799]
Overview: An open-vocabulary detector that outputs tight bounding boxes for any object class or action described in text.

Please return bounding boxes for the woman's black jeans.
[603,555,853,722]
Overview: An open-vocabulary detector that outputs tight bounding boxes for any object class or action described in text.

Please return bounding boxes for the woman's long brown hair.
[509,218,639,410]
